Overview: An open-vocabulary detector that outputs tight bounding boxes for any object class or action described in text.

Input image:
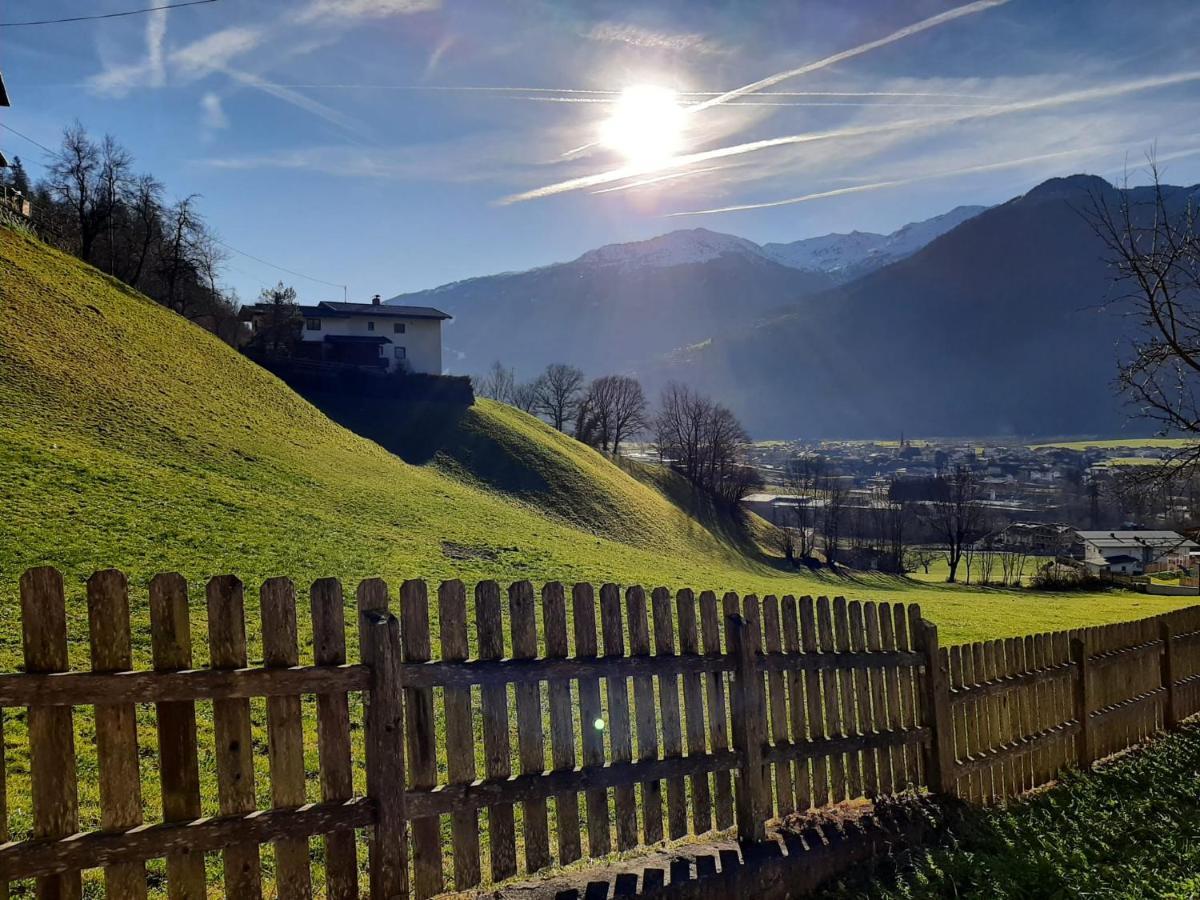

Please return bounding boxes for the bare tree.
[585,375,647,453]
[818,474,849,567]
[1089,165,1200,479]
[534,363,585,431]
[927,465,987,582]
[904,547,940,575]
[476,361,516,403]
[47,122,133,265]
[781,455,825,560]
[511,378,544,414]
[654,382,761,506]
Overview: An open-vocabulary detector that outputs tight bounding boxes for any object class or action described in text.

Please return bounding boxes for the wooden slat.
[878,604,904,795]
[87,569,147,900]
[864,603,890,796]
[799,597,828,808]
[261,578,313,900]
[848,601,877,797]
[699,592,734,830]
[21,567,82,900]
[477,580,516,881]
[676,589,712,834]
[509,581,550,874]
[600,583,638,851]
[572,583,610,856]
[834,598,864,799]
[439,580,481,889]
[357,579,408,899]
[816,598,845,802]
[542,583,581,865]
[892,604,919,787]
[970,641,994,802]
[741,595,771,816]
[626,586,663,846]
[760,596,793,817]
[781,597,810,812]
[947,645,970,801]
[309,579,357,900]
[401,580,444,898]
[149,573,207,899]
[652,587,687,840]
[728,611,766,842]
[207,576,262,899]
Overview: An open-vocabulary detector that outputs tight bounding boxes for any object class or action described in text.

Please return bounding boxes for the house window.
[394,347,406,360]
[367,321,375,331]
[393,323,406,334]
[306,318,321,331]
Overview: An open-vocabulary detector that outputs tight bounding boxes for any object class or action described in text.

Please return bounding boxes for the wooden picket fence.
[0,568,1198,899]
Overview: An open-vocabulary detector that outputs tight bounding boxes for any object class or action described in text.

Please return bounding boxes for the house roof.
[317,301,451,320]
[1076,530,1199,550]
[243,301,452,320]
[0,71,9,108]
[323,334,391,345]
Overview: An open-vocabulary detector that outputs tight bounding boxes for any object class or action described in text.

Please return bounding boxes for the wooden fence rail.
[0,569,1198,899]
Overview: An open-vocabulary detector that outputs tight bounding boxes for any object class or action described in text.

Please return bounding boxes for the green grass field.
[1030,437,1196,451]
[818,724,1200,899]
[907,554,1048,586]
[2,227,1198,893]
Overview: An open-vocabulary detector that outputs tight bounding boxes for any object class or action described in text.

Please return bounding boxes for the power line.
[0,122,55,153]
[0,0,219,27]
[211,237,348,299]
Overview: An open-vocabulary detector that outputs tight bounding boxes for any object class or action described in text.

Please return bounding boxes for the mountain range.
[387,208,982,377]
[389,175,1199,438]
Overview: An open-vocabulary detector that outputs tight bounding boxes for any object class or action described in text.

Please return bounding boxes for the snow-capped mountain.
[760,205,987,280]
[385,204,987,377]
[575,228,766,270]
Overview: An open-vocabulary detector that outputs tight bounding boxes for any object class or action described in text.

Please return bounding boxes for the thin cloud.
[171,26,264,78]
[585,22,725,55]
[294,0,439,24]
[201,92,229,129]
[88,6,169,96]
[688,0,1010,114]
[590,165,735,195]
[501,70,1200,204]
[224,68,371,137]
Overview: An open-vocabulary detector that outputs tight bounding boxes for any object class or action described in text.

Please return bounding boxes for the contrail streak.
[501,70,1200,204]
[590,165,733,194]
[665,142,1196,216]
[688,0,1011,113]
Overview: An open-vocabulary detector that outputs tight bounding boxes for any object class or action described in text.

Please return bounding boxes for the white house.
[245,296,451,374]
[1076,530,1200,575]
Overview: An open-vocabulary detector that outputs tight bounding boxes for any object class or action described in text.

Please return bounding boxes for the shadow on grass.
[817,724,1200,899]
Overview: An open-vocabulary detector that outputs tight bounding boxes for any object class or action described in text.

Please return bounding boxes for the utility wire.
[0,122,55,153]
[212,237,349,298]
[0,0,219,27]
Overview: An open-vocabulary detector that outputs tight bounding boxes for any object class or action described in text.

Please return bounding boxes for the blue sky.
[4,0,1200,302]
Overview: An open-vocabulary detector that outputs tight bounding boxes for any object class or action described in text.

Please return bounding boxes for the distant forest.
[3,122,241,344]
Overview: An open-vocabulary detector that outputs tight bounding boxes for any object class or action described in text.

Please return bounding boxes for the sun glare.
[600,85,685,167]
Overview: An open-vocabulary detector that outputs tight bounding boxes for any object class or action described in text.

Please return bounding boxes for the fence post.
[1160,621,1179,730]
[1071,635,1092,769]
[727,614,768,843]
[915,617,956,795]
[359,581,409,900]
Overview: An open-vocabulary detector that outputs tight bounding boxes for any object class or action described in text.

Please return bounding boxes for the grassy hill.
[0,225,1192,653]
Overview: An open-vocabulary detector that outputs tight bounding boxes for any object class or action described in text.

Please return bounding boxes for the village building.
[1075,530,1200,575]
[242,296,451,375]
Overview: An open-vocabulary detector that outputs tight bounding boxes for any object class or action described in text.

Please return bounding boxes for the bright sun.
[600,85,685,167]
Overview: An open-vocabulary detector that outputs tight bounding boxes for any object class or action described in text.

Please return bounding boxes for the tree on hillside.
[4,156,30,195]
[511,378,543,414]
[475,361,516,403]
[253,282,300,356]
[781,455,824,561]
[653,382,761,506]
[47,122,133,265]
[927,465,986,582]
[817,473,849,567]
[534,363,585,431]
[1090,166,1200,480]
[583,375,647,453]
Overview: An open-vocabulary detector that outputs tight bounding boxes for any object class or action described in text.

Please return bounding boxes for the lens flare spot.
[600,85,685,167]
